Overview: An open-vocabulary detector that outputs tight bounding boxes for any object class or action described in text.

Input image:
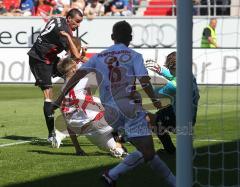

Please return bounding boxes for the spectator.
[34,0,53,17]
[61,0,85,16]
[201,18,218,48]
[6,0,22,16]
[102,0,113,15]
[0,0,22,16]
[110,0,132,16]
[3,0,20,11]
[130,0,140,15]
[9,8,23,16]
[20,0,35,16]
[52,0,70,15]
[84,0,104,20]
[71,0,85,11]
[0,0,7,15]
[45,0,58,6]
[61,0,71,6]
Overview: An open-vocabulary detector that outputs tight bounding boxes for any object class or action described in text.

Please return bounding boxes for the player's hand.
[80,46,88,63]
[152,99,162,109]
[59,31,69,37]
[81,46,87,57]
[145,59,161,74]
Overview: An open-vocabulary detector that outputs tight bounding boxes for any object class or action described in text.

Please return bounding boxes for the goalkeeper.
[147,51,200,154]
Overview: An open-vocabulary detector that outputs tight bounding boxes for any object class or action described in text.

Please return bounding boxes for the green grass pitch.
[0,85,239,187]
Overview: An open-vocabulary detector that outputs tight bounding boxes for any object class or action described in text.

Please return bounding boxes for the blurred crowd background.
[0,0,235,19]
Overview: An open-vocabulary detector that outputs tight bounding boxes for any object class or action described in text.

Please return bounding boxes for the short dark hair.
[165,51,176,69]
[66,8,83,19]
[112,21,132,44]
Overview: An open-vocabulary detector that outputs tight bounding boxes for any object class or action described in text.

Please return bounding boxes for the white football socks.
[109,150,144,180]
[106,136,117,150]
[108,151,176,187]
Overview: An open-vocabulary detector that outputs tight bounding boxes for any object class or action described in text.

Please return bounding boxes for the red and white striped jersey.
[61,61,104,126]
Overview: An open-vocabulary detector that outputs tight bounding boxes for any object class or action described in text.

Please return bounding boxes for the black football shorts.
[29,56,53,90]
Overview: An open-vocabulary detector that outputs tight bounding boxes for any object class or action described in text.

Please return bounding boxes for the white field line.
[0,138,230,148]
[153,137,228,142]
[193,139,229,142]
[200,104,240,107]
[0,140,31,147]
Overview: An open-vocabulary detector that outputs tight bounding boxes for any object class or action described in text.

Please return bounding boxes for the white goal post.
[176,0,193,187]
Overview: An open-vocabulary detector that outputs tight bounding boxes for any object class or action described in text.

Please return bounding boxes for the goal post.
[176,0,193,187]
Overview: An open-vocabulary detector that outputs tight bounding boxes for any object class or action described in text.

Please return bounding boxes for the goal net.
[192,17,240,187]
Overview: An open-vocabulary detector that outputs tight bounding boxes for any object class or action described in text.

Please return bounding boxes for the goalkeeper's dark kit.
[155,105,176,154]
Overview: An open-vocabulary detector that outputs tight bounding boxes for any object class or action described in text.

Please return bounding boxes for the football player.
[28,8,83,142]
[53,21,176,187]
[54,56,128,158]
[146,51,200,154]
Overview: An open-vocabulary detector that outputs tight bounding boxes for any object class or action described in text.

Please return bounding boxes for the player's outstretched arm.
[139,76,162,109]
[145,59,161,75]
[53,69,89,109]
[67,127,86,156]
[59,31,82,60]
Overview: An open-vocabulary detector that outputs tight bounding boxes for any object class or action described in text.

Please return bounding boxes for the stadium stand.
[3,0,20,11]
[143,0,175,16]
[0,0,233,17]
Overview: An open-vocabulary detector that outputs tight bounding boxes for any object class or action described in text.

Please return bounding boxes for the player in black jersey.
[28,8,83,142]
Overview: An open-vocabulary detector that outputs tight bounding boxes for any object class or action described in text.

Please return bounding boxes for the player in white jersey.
[53,21,176,187]
[54,56,127,158]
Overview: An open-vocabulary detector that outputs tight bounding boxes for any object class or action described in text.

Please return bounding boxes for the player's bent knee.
[40,85,52,91]
[122,151,144,166]
[141,150,155,162]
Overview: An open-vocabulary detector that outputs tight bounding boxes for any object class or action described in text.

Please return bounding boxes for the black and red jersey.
[28,17,72,65]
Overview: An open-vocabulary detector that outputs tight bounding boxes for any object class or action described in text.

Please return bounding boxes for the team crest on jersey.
[104,56,117,65]
[103,54,132,65]
[119,53,132,63]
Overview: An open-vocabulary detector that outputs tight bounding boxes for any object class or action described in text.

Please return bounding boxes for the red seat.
[3,0,20,11]
[144,0,176,16]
